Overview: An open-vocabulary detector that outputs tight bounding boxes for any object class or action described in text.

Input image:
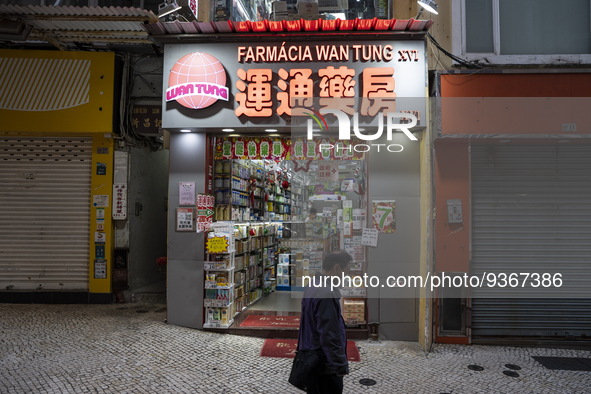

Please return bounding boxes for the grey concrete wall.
[167,133,207,329]
[128,147,169,290]
[366,132,421,341]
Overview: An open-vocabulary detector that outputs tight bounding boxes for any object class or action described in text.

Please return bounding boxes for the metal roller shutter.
[471,144,591,340]
[0,137,92,290]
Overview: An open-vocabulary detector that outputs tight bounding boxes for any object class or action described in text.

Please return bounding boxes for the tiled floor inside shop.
[247,290,302,312]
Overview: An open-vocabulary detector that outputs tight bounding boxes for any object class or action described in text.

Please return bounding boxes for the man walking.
[297,251,352,393]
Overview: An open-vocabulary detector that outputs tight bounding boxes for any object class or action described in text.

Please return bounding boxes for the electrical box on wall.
[446,199,463,224]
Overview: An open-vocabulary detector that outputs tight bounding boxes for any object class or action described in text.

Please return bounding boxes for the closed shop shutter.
[0,137,92,290]
[471,144,591,340]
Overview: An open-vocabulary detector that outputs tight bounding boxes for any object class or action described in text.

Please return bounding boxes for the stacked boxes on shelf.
[204,227,235,328]
[276,253,292,288]
[214,159,292,222]
[341,273,367,326]
[343,300,366,326]
[207,222,279,325]
[214,160,264,222]
[263,246,277,295]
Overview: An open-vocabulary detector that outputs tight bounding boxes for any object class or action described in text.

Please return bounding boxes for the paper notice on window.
[361,228,379,247]
[352,209,366,230]
[371,200,396,233]
[342,200,353,237]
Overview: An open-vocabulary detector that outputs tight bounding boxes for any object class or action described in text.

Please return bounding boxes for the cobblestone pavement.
[1,304,590,394]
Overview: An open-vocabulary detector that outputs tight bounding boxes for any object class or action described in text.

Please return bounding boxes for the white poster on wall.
[179,182,196,206]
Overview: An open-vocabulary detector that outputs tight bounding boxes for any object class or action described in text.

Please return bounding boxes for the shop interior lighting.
[265,129,277,132]
[157,0,182,18]
[180,129,192,133]
[417,0,438,14]
[222,128,235,132]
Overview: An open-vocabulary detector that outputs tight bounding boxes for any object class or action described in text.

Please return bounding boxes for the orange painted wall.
[440,74,591,135]
[441,73,591,97]
[434,139,470,273]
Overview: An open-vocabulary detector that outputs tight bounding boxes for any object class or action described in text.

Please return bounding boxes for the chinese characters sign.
[112,183,127,220]
[214,137,366,161]
[176,208,194,232]
[196,194,215,233]
[206,236,229,254]
[131,105,162,134]
[162,40,426,130]
[214,137,291,160]
[235,64,397,118]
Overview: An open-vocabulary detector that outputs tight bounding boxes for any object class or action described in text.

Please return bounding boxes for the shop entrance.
[205,136,368,337]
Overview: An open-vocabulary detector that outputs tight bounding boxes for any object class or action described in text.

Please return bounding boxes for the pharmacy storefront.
[156,22,433,342]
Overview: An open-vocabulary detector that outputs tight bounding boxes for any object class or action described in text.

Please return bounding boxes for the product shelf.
[203,320,234,329]
[205,283,234,290]
[203,299,234,308]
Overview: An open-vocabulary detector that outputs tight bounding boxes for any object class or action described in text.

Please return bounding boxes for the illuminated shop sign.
[166,52,229,109]
[162,40,426,129]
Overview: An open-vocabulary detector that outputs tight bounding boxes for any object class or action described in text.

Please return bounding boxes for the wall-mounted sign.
[196,194,215,233]
[95,231,106,243]
[131,105,162,135]
[176,207,194,231]
[179,181,196,206]
[96,208,105,218]
[162,40,426,130]
[96,162,107,175]
[94,259,107,279]
[93,195,109,208]
[112,183,127,220]
[167,52,228,110]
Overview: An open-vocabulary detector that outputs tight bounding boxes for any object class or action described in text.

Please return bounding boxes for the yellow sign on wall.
[0,49,114,133]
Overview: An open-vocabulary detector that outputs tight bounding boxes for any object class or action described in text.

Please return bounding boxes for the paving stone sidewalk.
[1,304,589,394]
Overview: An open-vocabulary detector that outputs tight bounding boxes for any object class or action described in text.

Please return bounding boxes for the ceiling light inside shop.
[417,0,438,14]
[222,128,235,132]
[180,129,192,133]
[265,129,278,132]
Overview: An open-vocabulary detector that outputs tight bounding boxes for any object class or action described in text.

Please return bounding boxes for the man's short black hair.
[322,250,352,271]
[309,207,317,214]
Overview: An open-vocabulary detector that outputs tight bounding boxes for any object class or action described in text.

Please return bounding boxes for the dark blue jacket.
[297,275,349,376]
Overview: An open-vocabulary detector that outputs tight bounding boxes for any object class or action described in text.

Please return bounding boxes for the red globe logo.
[166,52,229,109]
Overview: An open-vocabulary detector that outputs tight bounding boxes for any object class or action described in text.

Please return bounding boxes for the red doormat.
[260,339,360,362]
[239,315,300,328]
